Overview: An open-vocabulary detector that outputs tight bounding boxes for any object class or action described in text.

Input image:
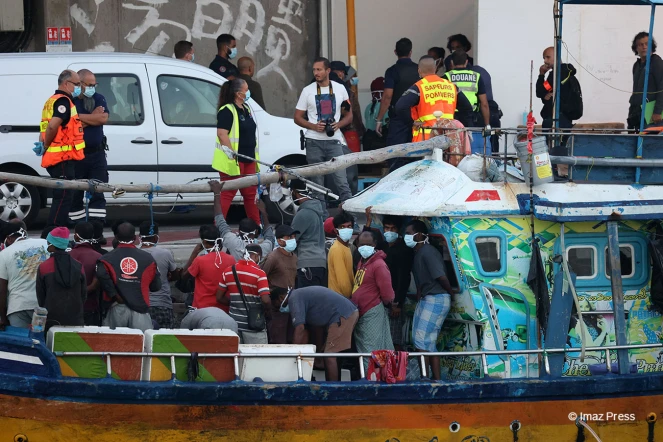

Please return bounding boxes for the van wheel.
[0,180,41,226]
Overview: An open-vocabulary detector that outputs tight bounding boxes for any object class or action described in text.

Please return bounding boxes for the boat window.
[96,74,144,125]
[604,245,635,278]
[566,246,597,279]
[475,237,502,273]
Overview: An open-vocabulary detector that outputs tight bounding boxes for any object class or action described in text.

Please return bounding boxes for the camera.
[324,119,335,137]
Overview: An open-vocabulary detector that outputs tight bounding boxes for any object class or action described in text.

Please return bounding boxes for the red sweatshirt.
[351,250,395,316]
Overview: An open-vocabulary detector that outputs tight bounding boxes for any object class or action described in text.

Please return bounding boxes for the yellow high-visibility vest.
[212,104,259,175]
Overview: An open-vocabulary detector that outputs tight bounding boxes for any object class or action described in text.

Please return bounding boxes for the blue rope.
[257,173,262,196]
[148,183,155,235]
[84,180,95,222]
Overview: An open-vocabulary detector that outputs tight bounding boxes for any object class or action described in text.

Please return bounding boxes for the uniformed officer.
[37,70,86,227]
[209,33,239,80]
[395,56,473,143]
[70,69,109,223]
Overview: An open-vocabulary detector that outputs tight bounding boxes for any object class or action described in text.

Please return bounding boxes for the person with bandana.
[404,220,454,380]
[209,180,275,263]
[69,69,110,224]
[69,222,102,325]
[0,221,50,329]
[37,70,86,228]
[209,33,239,80]
[96,222,160,332]
[139,221,179,329]
[351,230,394,371]
[36,227,87,331]
[327,211,355,298]
[179,225,237,331]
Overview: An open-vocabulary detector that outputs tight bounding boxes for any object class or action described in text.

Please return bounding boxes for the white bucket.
[514,135,554,185]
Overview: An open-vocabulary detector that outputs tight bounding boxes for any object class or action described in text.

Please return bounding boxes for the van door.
[67,62,157,204]
[146,65,222,204]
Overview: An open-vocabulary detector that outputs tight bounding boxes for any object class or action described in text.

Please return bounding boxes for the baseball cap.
[275,224,300,238]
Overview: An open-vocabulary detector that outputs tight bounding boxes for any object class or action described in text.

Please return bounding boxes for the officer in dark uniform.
[71,69,109,223]
[374,38,420,170]
[209,33,239,80]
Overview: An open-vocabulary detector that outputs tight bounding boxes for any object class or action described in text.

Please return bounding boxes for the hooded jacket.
[536,63,577,120]
[290,199,326,269]
[629,53,663,118]
[351,250,395,316]
[36,251,87,329]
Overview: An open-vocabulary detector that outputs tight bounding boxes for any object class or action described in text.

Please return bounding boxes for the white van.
[0,52,308,225]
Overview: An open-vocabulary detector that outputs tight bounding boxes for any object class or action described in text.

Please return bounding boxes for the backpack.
[560,74,583,121]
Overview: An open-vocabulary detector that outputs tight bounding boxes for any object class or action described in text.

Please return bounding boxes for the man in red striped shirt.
[217,244,271,344]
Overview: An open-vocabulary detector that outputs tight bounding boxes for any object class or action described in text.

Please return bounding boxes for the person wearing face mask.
[261,225,298,343]
[209,33,239,80]
[214,78,261,227]
[69,222,103,325]
[174,40,195,62]
[237,56,266,110]
[328,211,355,298]
[427,47,446,76]
[404,220,454,380]
[0,221,50,330]
[217,244,271,344]
[288,179,327,288]
[351,231,394,370]
[96,222,160,332]
[36,227,87,331]
[38,69,86,228]
[209,181,275,263]
[70,69,110,224]
[363,77,389,151]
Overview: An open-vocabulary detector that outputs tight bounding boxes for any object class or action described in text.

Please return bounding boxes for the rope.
[84,180,95,222]
[148,183,155,236]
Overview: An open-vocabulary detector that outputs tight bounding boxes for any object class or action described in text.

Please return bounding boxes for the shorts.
[324,311,359,353]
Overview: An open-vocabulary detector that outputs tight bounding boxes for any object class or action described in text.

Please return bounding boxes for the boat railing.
[53,342,663,381]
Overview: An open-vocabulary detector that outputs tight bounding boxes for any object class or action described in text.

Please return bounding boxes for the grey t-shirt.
[142,246,177,308]
[289,286,357,328]
[412,244,448,297]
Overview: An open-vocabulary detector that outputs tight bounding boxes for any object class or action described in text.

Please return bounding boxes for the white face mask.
[240,231,257,245]
[139,234,159,247]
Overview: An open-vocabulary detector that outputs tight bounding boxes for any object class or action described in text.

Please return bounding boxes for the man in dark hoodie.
[36,227,87,330]
[628,32,663,129]
[289,179,327,288]
[352,231,394,369]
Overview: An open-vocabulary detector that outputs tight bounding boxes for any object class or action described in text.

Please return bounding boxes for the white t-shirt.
[0,238,49,315]
[296,80,350,141]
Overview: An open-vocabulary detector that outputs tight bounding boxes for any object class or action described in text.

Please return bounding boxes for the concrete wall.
[38,0,319,117]
[478,0,663,127]
[330,0,478,113]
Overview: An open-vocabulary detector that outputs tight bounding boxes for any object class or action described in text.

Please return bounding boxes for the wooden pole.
[346,0,358,94]
[0,137,448,195]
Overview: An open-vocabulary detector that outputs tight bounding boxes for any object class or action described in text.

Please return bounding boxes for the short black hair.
[632,31,657,55]
[382,215,403,230]
[247,244,262,256]
[271,286,288,300]
[75,222,94,240]
[239,217,259,233]
[395,38,413,57]
[289,178,308,193]
[111,219,129,235]
[407,219,428,235]
[139,221,159,236]
[199,225,219,242]
[313,56,330,70]
[174,40,193,59]
[333,211,354,228]
[447,34,472,52]
[358,230,378,245]
[216,33,235,50]
[116,222,136,242]
[40,225,55,240]
[451,50,469,67]
[428,46,446,60]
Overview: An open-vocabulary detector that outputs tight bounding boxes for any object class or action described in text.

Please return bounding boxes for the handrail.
[54,343,661,381]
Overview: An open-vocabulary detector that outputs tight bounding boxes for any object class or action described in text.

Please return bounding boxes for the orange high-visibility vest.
[411,75,457,142]
[39,93,85,168]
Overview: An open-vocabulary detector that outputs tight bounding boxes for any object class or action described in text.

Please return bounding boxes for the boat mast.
[553,0,563,134]
[636,3,658,184]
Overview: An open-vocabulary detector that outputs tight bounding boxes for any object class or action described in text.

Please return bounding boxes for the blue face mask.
[283,238,297,252]
[83,86,95,98]
[358,245,375,259]
[350,77,359,86]
[337,228,353,243]
[404,234,417,248]
[384,231,399,243]
[190,53,195,62]
[72,85,82,98]
[244,90,251,101]
[280,304,290,313]
[229,47,238,59]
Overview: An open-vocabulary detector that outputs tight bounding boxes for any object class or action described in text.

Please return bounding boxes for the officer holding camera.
[294,57,353,212]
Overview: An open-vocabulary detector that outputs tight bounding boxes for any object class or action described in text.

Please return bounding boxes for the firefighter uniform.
[40,90,85,227]
[410,75,457,142]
